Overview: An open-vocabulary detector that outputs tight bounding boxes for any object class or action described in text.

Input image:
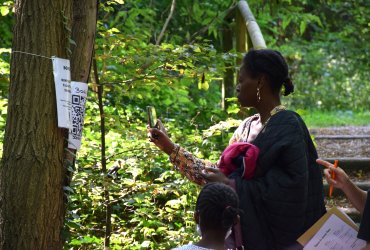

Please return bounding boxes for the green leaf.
[193,47,201,53]
[0,6,10,16]
[165,199,182,209]
[282,16,292,30]
[300,21,307,35]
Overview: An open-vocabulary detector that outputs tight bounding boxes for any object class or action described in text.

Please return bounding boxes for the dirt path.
[310,126,370,158]
[310,125,370,181]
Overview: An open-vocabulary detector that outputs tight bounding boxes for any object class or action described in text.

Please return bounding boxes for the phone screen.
[147,106,157,128]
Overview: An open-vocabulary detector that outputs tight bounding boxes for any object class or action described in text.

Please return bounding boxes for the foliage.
[0,1,13,96]
[250,0,370,110]
[65,143,201,249]
[0,48,10,96]
[0,1,13,47]
[63,1,237,248]
[0,0,369,249]
[298,109,370,128]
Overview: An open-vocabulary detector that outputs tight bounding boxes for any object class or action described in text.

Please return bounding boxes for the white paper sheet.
[304,214,366,250]
[52,57,71,128]
[68,81,88,150]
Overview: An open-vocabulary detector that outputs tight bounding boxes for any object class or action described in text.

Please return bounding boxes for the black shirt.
[234,110,326,249]
[358,189,370,242]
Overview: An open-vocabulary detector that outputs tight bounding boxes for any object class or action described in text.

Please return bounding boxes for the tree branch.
[156,0,176,45]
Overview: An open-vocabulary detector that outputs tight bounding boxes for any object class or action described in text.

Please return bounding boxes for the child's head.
[195,182,240,236]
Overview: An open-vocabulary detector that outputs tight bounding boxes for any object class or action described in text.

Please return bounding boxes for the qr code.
[72,95,86,106]
[71,95,86,139]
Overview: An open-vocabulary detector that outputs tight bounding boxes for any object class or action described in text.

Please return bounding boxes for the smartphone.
[146,106,158,128]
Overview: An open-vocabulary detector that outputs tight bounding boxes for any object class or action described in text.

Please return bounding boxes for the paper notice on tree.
[52,57,71,129]
[303,214,366,250]
[68,81,88,150]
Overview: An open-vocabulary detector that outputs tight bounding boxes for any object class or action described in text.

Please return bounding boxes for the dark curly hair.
[196,182,240,232]
[242,49,294,96]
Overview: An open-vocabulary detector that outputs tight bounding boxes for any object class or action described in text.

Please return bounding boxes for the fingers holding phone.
[147,106,168,135]
[156,119,168,136]
[146,106,173,155]
[147,127,161,141]
[147,106,161,140]
[147,127,174,155]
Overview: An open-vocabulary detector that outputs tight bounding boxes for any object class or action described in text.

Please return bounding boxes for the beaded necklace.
[261,105,286,126]
[244,105,286,142]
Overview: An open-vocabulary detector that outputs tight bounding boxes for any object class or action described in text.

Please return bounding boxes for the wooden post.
[237,0,267,49]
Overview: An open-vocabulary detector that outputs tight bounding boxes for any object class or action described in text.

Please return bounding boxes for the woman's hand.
[201,167,231,185]
[316,159,350,191]
[147,120,174,155]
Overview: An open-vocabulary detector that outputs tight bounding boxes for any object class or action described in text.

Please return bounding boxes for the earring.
[257,87,261,102]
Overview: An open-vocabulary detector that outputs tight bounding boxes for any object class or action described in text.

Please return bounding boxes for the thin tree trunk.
[156,0,176,45]
[70,0,98,82]
[93,57,112,249]
[222,21,234,110]
[0,0,72,249]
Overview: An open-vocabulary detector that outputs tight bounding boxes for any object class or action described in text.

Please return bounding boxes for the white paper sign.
[52,57,71,128]
[68,81,88,150]
[304,214,366,250]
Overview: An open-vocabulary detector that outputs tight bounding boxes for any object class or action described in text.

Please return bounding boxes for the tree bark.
[0,0,72,247]
[64,0,98,183]
[70,0,98,82]
[0,0,95,248]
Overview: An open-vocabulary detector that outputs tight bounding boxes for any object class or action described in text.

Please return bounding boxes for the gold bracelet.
[169,144,180,162]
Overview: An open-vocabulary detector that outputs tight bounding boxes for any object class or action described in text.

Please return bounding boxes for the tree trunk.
[64,0,98,182]
[222,21,234,110]
[70,0,97,82]
[0,0,73,249]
